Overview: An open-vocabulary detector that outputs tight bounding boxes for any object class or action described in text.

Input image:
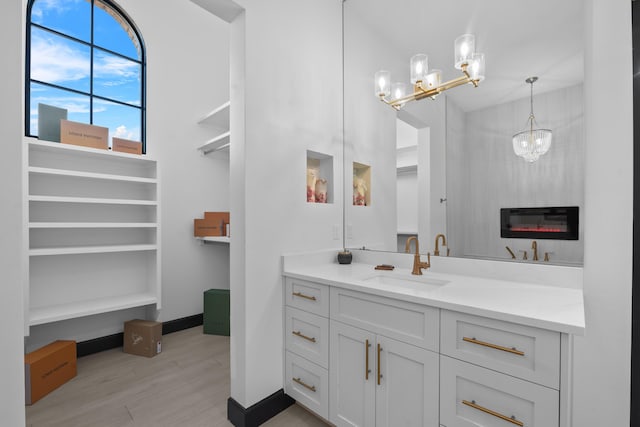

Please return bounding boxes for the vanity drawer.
[440,355,559,427]
[330,287,439,351]
[285,277,329,317]
[441,310,560,389]
[285,306,329,368]
[285,351,328,420]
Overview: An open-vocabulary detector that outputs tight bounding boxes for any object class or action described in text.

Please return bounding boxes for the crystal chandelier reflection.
[512,77,552,162]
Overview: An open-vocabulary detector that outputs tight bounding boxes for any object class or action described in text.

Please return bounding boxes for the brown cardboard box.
[123,319,162,358]
[25,340,77,405]
[60,120,109,150]
[112,137,142,155]
[194,218,225,237]
[203,211,230,236]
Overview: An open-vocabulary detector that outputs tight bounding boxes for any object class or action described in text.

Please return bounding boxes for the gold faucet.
[532,240,539,261]
[434,233,447,256]
[405,236,431,275]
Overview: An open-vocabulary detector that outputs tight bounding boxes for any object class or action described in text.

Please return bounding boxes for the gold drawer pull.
[292,330,316,343]
[292,291,316,301]
[293,377,316,392]
[365,339,371,380]
[462,399,524,427]
[377,343,382,385]
[462,337,525,356]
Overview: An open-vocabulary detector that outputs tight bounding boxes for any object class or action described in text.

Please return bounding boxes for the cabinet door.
[375,336,439,427]
[330,320,376,427]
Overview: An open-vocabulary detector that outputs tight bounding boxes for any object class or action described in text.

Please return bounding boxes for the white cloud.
[31,31,89,84]
[32,94,90,114]
[114,125,135,140]
[94,52,140,80]
[32,0,82,17]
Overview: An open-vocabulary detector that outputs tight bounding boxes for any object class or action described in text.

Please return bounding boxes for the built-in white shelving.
[29,195,158,206]
[23,137,161,332]
[197,101,230,155]
[30,244,157,256]
[196,236,230,244]
[197,131,231,155]
[29,222,157,228]
[197,101,230,128]
[29,166,157,183]
[29,292,158,326]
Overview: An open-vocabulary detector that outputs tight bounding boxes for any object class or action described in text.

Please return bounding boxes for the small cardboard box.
[123,319,162,358]
[25,340,77,405]
[204,211,230,236]
[112,137,142,155]
[194,218,225,237]
[60,120,109,150]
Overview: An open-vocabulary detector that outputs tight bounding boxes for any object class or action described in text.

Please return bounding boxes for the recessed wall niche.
[353,162,371,206]
[306,150,333,204]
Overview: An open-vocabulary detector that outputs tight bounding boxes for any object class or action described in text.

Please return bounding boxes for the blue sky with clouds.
[30,0,142,144]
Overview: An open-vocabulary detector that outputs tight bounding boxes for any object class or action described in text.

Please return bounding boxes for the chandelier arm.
[385,65,478,109]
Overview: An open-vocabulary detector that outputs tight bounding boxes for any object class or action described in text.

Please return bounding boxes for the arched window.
[26,0,146,152]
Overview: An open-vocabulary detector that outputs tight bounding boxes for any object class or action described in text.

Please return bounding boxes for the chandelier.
[374,34,485,110]
[512,77,552,162]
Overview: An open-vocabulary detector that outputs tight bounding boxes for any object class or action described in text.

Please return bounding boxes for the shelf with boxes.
[197,101,230,155]
[23,138,161,331]
[194,211,230,244]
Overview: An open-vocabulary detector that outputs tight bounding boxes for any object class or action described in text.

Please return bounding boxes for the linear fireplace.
[500,206,579,240]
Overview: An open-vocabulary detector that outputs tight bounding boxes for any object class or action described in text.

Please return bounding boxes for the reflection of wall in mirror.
[446,84,584,264]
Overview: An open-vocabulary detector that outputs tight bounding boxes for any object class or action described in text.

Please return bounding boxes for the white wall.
[343,3,400,251]
[230,0,344,408]
[24,0,232,351]
[447,84,584,264]
[572,1,632,425]
[0,0,26,423]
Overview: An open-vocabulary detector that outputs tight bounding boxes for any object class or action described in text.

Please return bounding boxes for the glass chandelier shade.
[512,77,552,162]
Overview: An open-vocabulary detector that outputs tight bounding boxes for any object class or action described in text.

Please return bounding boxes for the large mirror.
[343,0,585,265]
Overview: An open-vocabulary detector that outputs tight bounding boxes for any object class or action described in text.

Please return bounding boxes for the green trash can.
[203,289,230,336]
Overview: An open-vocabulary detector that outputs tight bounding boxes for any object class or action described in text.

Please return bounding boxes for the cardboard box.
[60,120,109,150]
[112,137,142,155]
[194,219,225,237]
[25,340,77,405]
[204,211,230,236]
[123,319,162,358]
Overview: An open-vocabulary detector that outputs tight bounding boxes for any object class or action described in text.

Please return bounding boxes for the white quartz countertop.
[283,262,585,335]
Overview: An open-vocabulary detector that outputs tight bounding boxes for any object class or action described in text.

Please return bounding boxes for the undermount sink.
[362,273,449,291]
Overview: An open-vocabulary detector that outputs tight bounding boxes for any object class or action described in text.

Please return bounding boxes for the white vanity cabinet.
[330,317,439,427]
[439,310,564,427]
[283,278,330,418]
[328,286,440,426]
[282,270,575,427]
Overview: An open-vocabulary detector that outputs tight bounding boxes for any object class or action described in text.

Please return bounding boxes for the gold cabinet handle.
[293,377,316,392]
[377,343,382,385]
[292,330,316,343]
[462,337,525,356]
[292,291,316,301]
[462,400,523,426]
[365,339,371,380]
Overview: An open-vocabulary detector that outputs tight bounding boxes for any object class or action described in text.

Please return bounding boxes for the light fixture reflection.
[512,77,552,162]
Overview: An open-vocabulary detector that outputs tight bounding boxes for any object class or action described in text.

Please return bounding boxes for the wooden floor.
[26,327,328,427]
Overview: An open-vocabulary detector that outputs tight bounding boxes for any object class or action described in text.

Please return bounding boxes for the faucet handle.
[519,249,528,260]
